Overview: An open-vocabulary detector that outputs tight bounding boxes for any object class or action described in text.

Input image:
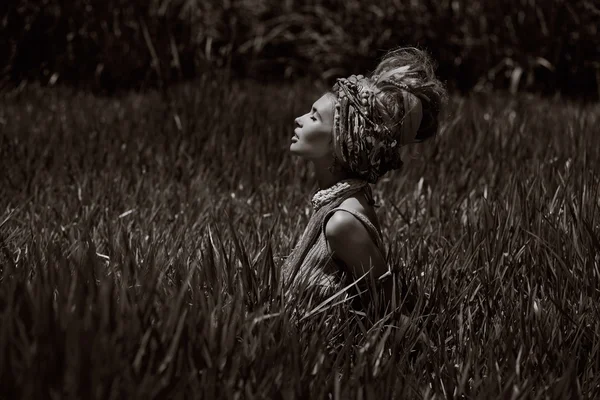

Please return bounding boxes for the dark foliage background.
[2,0,599,98]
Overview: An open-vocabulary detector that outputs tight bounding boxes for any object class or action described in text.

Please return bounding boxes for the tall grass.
[1,75,599,398]
[2,0,599,98]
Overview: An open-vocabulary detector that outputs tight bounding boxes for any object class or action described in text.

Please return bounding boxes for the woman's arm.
[326,212,432,347]
[325,211,391,302]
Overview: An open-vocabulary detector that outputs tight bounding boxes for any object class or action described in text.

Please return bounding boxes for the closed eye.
[311,106,321,121]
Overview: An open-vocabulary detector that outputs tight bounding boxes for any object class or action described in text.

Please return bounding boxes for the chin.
[289,142,301,154]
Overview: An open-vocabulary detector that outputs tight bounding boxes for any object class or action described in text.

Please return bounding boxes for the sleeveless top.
[290,206,386,305]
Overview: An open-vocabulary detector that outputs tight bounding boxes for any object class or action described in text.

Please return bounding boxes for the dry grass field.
[1,74,599,398]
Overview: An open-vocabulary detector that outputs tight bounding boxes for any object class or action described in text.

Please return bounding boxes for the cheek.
[293,129,332,158]
[306,129,327,143]
[305,130,331,155]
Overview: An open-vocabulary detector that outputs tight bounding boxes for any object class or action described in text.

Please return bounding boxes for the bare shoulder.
[325,192,380,241]
[324,195,386,277]
[338,192,381,232]
[324,210,364,239]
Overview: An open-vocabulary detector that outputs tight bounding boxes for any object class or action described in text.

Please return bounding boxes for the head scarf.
[331,71,423,183]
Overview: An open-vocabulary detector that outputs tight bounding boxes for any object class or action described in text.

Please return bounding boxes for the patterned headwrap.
[331,70,423,183]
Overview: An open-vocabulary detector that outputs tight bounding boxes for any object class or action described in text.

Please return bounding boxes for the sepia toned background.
[2,0,599,98]
[1,1,599,398]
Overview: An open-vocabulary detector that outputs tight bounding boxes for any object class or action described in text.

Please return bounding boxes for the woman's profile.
[283,47,447,317]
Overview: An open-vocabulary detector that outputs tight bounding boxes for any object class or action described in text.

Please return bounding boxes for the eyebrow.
[312,106,322,120]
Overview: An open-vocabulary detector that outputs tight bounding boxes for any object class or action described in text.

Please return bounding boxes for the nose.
[295,117,301,128]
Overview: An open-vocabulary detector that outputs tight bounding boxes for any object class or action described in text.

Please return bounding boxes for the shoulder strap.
[322,207,385,252]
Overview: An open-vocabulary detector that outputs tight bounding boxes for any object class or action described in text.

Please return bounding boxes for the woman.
[283,47,447,315]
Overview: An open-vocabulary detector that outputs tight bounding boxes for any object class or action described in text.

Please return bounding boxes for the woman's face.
[290,93,336,159]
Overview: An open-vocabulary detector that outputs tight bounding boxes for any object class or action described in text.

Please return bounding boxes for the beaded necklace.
[311,179,368,211]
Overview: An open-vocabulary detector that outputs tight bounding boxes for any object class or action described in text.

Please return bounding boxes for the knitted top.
[283,188,386,307]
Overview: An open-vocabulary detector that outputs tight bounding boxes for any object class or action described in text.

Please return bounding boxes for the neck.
[311,157,351,190]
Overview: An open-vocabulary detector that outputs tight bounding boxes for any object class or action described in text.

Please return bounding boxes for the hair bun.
[369,47,447,144]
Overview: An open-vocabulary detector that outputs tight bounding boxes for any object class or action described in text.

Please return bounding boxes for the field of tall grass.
[1,73,600,398]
